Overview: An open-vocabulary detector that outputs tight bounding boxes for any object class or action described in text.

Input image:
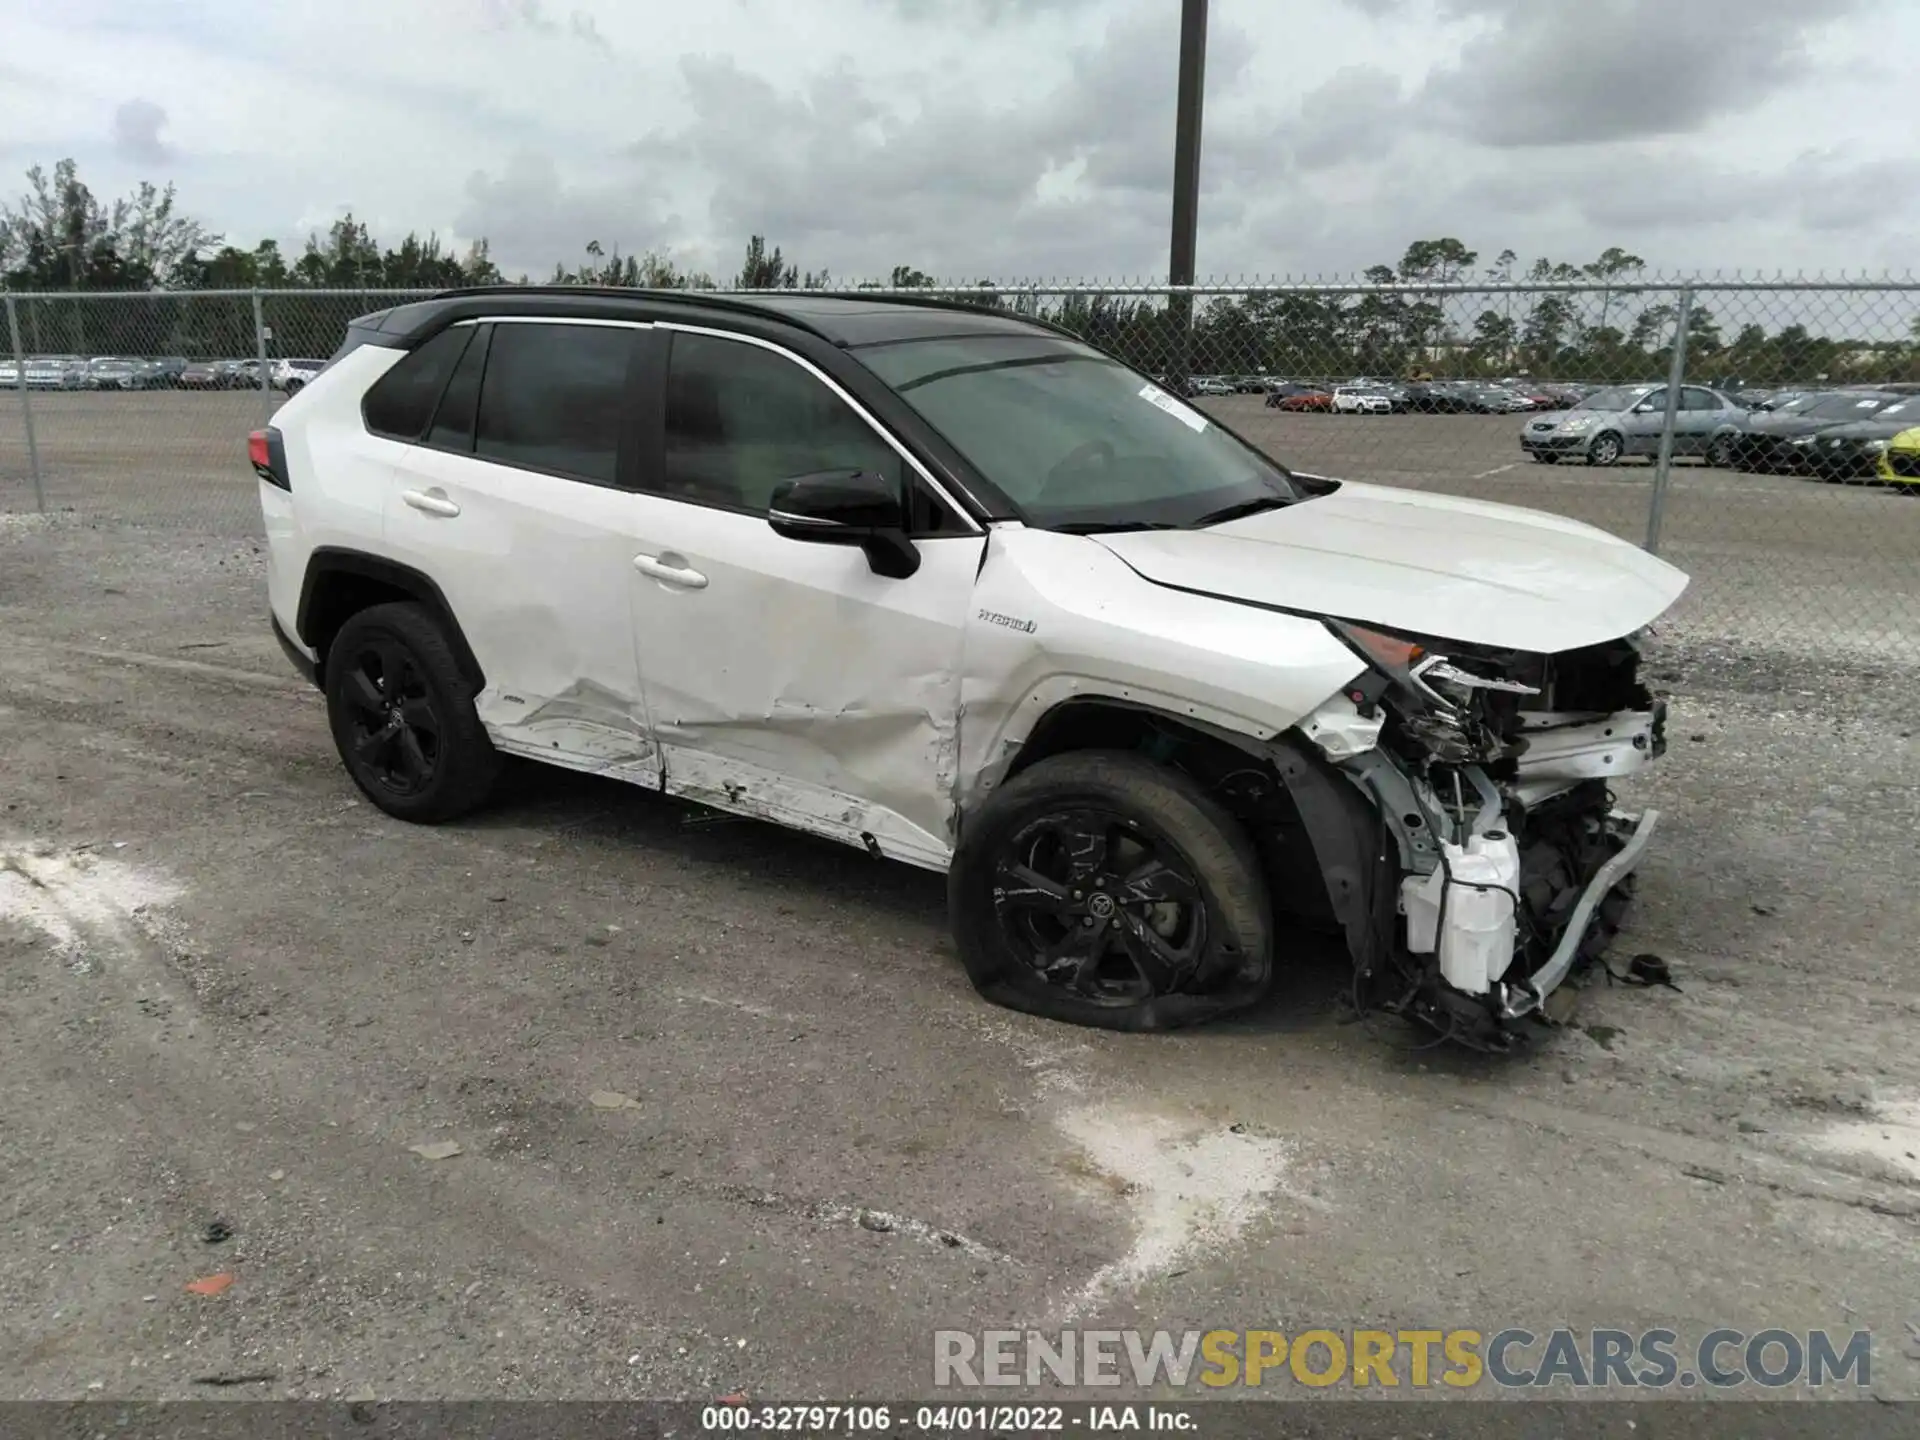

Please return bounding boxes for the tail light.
[249,427,290,490]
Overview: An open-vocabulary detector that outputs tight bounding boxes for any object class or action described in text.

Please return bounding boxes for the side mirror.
[768,469,920,579]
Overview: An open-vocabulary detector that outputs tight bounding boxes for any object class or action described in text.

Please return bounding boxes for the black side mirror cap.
[767,470,920,579]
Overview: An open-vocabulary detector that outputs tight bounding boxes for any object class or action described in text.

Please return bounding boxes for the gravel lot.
[0,391,1917,1409]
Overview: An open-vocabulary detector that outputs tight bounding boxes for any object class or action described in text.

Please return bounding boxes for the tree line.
[3,159,1914,385]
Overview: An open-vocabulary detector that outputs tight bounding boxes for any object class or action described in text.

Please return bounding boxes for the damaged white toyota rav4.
[254,289,1685,1048]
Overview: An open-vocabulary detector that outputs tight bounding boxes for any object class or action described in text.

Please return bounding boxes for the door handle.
[402,488,461,517]
[633,553,708,590]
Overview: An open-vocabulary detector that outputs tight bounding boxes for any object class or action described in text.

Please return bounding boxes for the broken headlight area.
[1327,621,1656,770]
[1315,621,1667,1050]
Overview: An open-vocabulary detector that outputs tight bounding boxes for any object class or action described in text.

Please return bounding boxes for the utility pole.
[1166,0,1207,394]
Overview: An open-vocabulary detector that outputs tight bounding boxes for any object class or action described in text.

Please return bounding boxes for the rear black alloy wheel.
[324,602,500,823]
[949,751,1272,1031]
[338,640,442,799]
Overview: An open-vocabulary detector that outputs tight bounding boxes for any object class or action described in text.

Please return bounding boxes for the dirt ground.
[0,392,1917,1409]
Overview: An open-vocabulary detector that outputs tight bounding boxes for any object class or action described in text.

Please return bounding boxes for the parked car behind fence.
[1264,382,1333,410]
[1709,390,1906,473]
[1521,383,1745,466]
[22,354,88,389]
[84,356,153,390]
[1786,393,1920,481]
[1331,385,1393,414]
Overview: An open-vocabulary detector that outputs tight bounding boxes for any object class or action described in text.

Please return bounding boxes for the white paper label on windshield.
[1138,383,1209,433]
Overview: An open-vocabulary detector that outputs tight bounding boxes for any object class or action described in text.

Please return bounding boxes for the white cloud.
[110,98,171,166]
[0,0,1913,281]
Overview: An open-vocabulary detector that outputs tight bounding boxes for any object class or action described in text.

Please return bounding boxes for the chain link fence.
[4,279,1918,660]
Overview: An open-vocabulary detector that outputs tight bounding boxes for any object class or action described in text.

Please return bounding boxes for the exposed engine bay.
[1294,624,1669,1049]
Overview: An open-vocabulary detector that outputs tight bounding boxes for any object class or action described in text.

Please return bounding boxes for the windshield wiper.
[1052,519,1185,534]
[1186,493,1294,529]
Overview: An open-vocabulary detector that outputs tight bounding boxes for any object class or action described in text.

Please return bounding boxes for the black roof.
[351,285,1066,350]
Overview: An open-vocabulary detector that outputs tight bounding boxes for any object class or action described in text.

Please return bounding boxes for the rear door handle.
[633,553,708,590]
[402,488,461,517]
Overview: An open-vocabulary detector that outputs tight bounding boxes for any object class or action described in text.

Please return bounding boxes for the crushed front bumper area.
[1293,673,1670,1049]
[1384,790,1660,1049]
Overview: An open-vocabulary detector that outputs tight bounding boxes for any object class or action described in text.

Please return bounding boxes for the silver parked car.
[1519,383,1744,466]
[85,356,153,390]
[23,354,89,389]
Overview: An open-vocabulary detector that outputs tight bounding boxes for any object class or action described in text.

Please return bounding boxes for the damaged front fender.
[1258,735,1399,986]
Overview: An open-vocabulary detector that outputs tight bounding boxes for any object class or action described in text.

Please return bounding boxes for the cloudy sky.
[1,0,1914,283]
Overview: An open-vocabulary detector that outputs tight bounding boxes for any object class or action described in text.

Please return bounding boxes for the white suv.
[272,357,330,393]
[1331,386,1393,415]
[253,289,1686,1047]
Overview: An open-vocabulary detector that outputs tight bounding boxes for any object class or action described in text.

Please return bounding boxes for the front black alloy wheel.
[324,602,499,823]
[995,809,1206,1006]
[949,751,1273,1031]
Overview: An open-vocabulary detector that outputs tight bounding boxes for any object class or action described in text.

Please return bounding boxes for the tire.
[948,750,1273,1031]
[1705,434,1734,469]
[1586,432,1623,467]
[323,602,500,823]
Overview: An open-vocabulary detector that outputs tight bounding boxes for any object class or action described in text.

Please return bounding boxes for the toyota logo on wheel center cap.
[1087,893,1116,918]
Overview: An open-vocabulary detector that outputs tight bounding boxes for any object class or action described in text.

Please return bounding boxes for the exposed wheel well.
[1000,699,1351,935]
[296,550,483,690]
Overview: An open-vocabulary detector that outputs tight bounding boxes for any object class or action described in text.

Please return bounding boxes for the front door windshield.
[855,334,1302,531]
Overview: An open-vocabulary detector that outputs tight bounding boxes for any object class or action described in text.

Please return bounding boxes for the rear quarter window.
[360,326,474,441]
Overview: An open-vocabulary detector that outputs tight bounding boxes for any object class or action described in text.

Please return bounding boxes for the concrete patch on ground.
[968,1013,1095,1101]
[1054,1107,1292,1321]
[0,841,181,973]
[1811,1096,1920,1182]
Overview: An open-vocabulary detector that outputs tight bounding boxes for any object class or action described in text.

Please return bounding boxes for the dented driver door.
[624,326,987,870]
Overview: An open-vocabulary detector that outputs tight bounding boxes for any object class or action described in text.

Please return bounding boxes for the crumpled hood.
[1092,482,1689,653]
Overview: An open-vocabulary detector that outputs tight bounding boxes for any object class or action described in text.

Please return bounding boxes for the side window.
[473,322,635,484]
[426,324,489,452]
[662,332,907,514]
[361,325,471,441]
[1682,387,1720,411]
